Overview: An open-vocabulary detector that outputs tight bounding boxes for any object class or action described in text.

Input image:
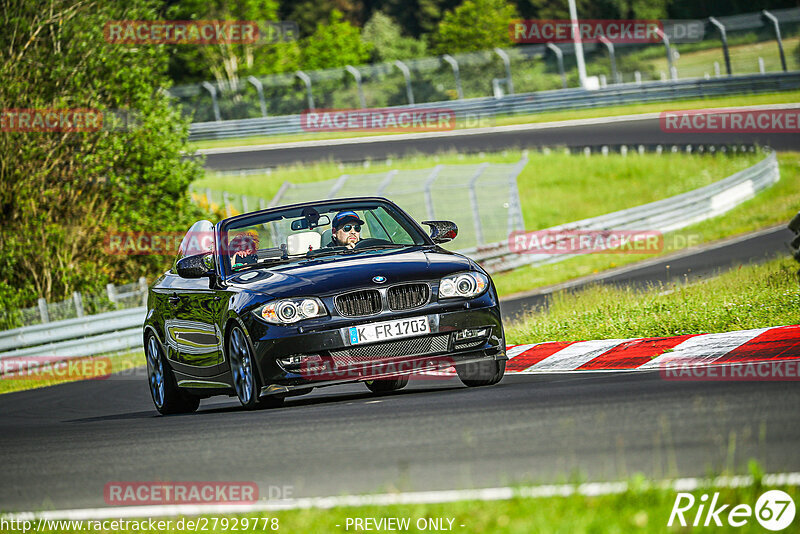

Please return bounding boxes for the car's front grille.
[335,290,382,317]
[387,283,429,311]
[330,334,449,365]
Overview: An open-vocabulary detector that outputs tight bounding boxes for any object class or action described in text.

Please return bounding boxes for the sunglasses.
[338,224,361,232]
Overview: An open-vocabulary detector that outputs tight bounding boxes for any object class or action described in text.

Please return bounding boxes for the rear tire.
[145,334,200,415]
[365,374,409,393]
[228,325,285,410]
[456,359,505,387]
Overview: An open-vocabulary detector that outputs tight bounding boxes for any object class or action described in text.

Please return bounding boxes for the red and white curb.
[424,325,800,376]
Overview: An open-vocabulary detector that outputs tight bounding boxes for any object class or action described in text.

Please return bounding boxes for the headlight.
[254,297,327,324]
[438,272,489,299]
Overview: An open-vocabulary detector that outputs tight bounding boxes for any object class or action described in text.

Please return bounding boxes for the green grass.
[0,350,144,396]
[188,90,800,150]
[492,152,800,297]
[505,257,800,345]
[195,150,762,231]
[14,479,799,533]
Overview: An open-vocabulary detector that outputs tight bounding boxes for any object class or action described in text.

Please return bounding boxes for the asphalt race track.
[200,115,800,170]
[3,118,799,515]
[0,228,797,513]
[2,369,800,512]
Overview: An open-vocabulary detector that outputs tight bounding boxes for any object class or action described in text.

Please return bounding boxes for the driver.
[326,211,363,249]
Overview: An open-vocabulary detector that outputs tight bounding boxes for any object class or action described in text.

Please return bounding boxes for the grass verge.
[492,152,800,297]
[0,350,144,396]
[12,478,798,533]
[188,90,800,150]
[505,257,800,345]
[195,149,762,232]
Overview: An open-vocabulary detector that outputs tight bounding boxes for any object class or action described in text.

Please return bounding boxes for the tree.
[432,0,520,54]
[300,10,372,70]
[0,0,203,309]
[362,10,427,62]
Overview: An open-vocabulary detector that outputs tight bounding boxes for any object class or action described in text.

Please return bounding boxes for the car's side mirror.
[176,253,215,279]
[422,220,458,244]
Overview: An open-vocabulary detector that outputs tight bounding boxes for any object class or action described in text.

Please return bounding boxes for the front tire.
[456,359,505,387]
[365,374,409,393]
[228,325,284,410]
[145,334,200,415]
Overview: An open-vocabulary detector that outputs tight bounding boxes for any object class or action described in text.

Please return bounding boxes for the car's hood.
[226,247,474,298]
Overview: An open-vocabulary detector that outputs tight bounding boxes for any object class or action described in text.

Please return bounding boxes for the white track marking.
[640,327,771,370]
[506,344,537,359]
[7,473,800,521]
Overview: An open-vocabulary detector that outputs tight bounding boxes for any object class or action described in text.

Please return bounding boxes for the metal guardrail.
[467,147,780,274]
[187,72,800,141]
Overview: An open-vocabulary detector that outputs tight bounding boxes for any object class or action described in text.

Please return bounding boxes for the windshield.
[221,200,428,273]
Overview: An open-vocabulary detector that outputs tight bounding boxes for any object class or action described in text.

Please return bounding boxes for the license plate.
[348,316,430,345]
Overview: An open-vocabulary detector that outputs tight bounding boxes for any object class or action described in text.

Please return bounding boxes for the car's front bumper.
[249,303,504,396]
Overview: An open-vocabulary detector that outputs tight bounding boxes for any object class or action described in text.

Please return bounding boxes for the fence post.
[295,71,315,110]
[493,48,514,94]
[598,36,619,84]
[242,195,249,214]
[223,192,231,218]
[106,283,117,305]
[37,298,50,323]
[138,277,148,307]
[327,174,350,198]
[394,60,415,105]
[377,170,397,195]
[546,43,567,89]
[200,81,222,122]
[247,76,268,117]
[468,163,489,245]
[345,66,366,108]
[762,11,787,73]
[709,17,732,76]
[441,54,463,99]
[73,291,84,318]
[655,28,677,80]
[424,165,443,220]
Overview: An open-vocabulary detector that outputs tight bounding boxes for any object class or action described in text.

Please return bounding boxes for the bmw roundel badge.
[372,275,387,284]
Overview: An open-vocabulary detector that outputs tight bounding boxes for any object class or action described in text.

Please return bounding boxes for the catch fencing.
[0,278,147,331]
[171,7,800,140]
[194,159,528,252]
[466,146,780,273]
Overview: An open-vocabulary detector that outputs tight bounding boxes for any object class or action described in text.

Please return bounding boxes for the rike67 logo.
[668,490,795,530]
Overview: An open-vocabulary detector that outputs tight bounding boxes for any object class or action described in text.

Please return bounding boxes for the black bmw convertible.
[143,197,506,414]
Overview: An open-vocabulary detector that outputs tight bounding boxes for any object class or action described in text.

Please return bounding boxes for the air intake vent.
[335,290,382,317]
[387,283,429,311]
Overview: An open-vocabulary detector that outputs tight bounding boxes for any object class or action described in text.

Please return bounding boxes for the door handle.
[168,295,181,305]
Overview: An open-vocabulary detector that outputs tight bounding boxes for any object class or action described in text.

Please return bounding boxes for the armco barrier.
[187,72,800,141]
[466,147,779,273]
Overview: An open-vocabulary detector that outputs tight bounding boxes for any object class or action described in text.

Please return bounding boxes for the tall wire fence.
[191,159,527,252]
[1,279,148,331]
[169,8,800,124]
